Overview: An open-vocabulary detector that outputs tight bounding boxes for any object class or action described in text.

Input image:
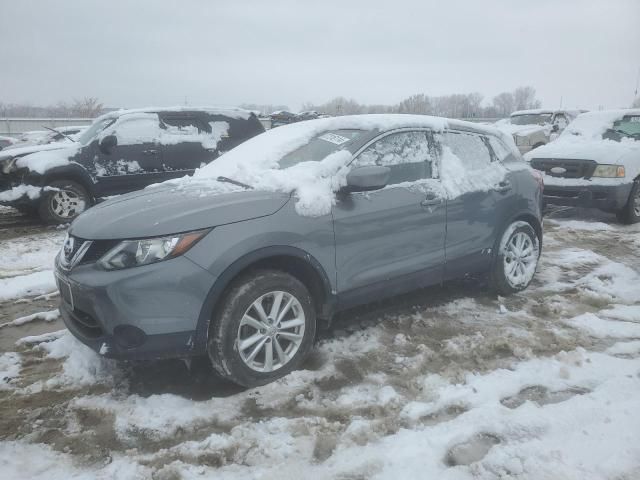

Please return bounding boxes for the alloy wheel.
[236,290,305,373]
[503,231,538,287]
[51,189,86,219]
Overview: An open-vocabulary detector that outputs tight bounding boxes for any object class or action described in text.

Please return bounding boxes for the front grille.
[80,240,120,264]
[530,158,597,179]
[65,236,119,266]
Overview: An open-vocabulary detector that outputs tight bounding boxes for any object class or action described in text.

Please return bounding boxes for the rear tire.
[489,221,540,295]
[38,179,91,224]
[208,270,316,388]
[615,179,640,225]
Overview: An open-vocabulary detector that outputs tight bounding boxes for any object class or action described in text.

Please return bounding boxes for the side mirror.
[551,124,559,133]
[99,134,117,154]
[345,165,390,192]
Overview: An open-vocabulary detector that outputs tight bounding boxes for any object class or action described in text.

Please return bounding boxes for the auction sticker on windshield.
[318,132,350,145]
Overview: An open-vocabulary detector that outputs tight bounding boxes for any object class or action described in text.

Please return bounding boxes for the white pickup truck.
[525,109,640,223]
[495,109,583,154]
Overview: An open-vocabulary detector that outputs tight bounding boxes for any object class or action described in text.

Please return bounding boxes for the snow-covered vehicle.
[55,114,543,387]
[0,135,18,150]
[13,125,88,147]
[496,109,582,154]
[526,109,640,223]
[0,107,265,223]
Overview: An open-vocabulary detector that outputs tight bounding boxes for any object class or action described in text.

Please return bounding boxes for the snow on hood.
[0,141,72,161]
[15,145,79,174]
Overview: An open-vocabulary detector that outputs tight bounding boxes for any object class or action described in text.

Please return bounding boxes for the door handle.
[495,180,512,193]
[143,149,158,155]
[421,194,443,207]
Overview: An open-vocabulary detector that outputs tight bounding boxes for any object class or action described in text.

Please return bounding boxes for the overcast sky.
[1,0,639,111]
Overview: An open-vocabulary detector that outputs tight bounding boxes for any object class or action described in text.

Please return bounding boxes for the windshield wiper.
[217,176,253,190]
[43,126,77,143]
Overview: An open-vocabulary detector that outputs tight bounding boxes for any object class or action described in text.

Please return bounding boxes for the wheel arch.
[41,164,96,198]
[193,246,335,352]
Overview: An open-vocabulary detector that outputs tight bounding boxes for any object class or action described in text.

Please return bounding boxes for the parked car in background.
[55,114,543,387]
[269,110,299,127]
[526,109,640,223]
[0,135,18,150]
[496,109,583,154]
[13,125,88,147]
[0,107,264,223]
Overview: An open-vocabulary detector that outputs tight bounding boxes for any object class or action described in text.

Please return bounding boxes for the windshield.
[603,115,640,142]
[510,113,553,126]
[77,117,116,146]
[278,129,364,168]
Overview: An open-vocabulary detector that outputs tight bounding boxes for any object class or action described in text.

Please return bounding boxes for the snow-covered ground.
[0,206,639,479]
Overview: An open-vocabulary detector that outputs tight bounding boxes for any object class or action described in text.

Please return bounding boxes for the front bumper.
[543,181,633,212]
[55,253,217,361]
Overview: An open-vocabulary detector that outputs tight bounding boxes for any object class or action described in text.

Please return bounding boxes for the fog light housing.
[113,325,146,349]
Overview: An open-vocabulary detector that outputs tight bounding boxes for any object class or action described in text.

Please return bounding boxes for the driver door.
[332,130,446,308]
[93,113,167,195]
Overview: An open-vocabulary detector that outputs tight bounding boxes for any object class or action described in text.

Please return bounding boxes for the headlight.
[98,229,210,270]
[0,157,17,174]
[592,164,625,178]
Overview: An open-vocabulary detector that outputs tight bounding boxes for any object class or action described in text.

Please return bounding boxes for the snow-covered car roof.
[511,109,556,116]
[95,106,255,123]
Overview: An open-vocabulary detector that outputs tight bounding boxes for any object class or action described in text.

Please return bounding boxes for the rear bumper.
[543,182,633,212]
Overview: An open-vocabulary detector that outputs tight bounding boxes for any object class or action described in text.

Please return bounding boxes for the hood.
[69,186,291,240]
[524,138,640,164]
[0,141,71,161]
[495,123,548,137]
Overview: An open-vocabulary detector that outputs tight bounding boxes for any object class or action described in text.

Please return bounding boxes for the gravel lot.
[1,205,639,479]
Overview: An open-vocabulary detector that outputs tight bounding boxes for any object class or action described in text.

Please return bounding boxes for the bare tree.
[70,97,104,118]
[397,94,431,114]
[492,92,515,117]
[513,86,542,111]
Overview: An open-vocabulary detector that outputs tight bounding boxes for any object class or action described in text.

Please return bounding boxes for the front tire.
[489,221,540,295]
[615,179,640,225]
[208,270,316,387]
[38,179,91,224]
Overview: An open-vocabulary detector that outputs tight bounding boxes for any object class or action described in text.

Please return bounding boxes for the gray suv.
[55,115,543,387]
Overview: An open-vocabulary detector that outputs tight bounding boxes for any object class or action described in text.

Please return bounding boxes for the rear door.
[93,113,167,195]
[158,113,212,179]
[332,129,446,307]
[437,130,515,279]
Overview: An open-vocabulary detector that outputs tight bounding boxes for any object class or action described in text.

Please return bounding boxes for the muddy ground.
[1,205,639,478]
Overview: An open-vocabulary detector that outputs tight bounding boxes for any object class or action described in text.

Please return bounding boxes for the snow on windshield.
[165,115,517,216]
[562,110,638,140]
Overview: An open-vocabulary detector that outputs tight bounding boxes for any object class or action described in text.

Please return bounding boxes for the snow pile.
[0,231,64,277]
[37,331,119,388]
[566,312,640,338]
[0,270,56,302]
[0,352,21,390]
[0,441,149,480]
[0,184,42,202]
[0,309,59,329]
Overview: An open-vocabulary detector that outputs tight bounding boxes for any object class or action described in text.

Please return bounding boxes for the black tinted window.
[355,131,433,185]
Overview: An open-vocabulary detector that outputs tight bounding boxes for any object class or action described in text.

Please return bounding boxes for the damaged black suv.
[0,107,265,223]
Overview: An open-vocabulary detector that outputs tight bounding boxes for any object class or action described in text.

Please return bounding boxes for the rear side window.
[615,115,640,136]
[440,131,492,170]
[161,116,208,134]
[354,131,433,185]
[488,136,512,162]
